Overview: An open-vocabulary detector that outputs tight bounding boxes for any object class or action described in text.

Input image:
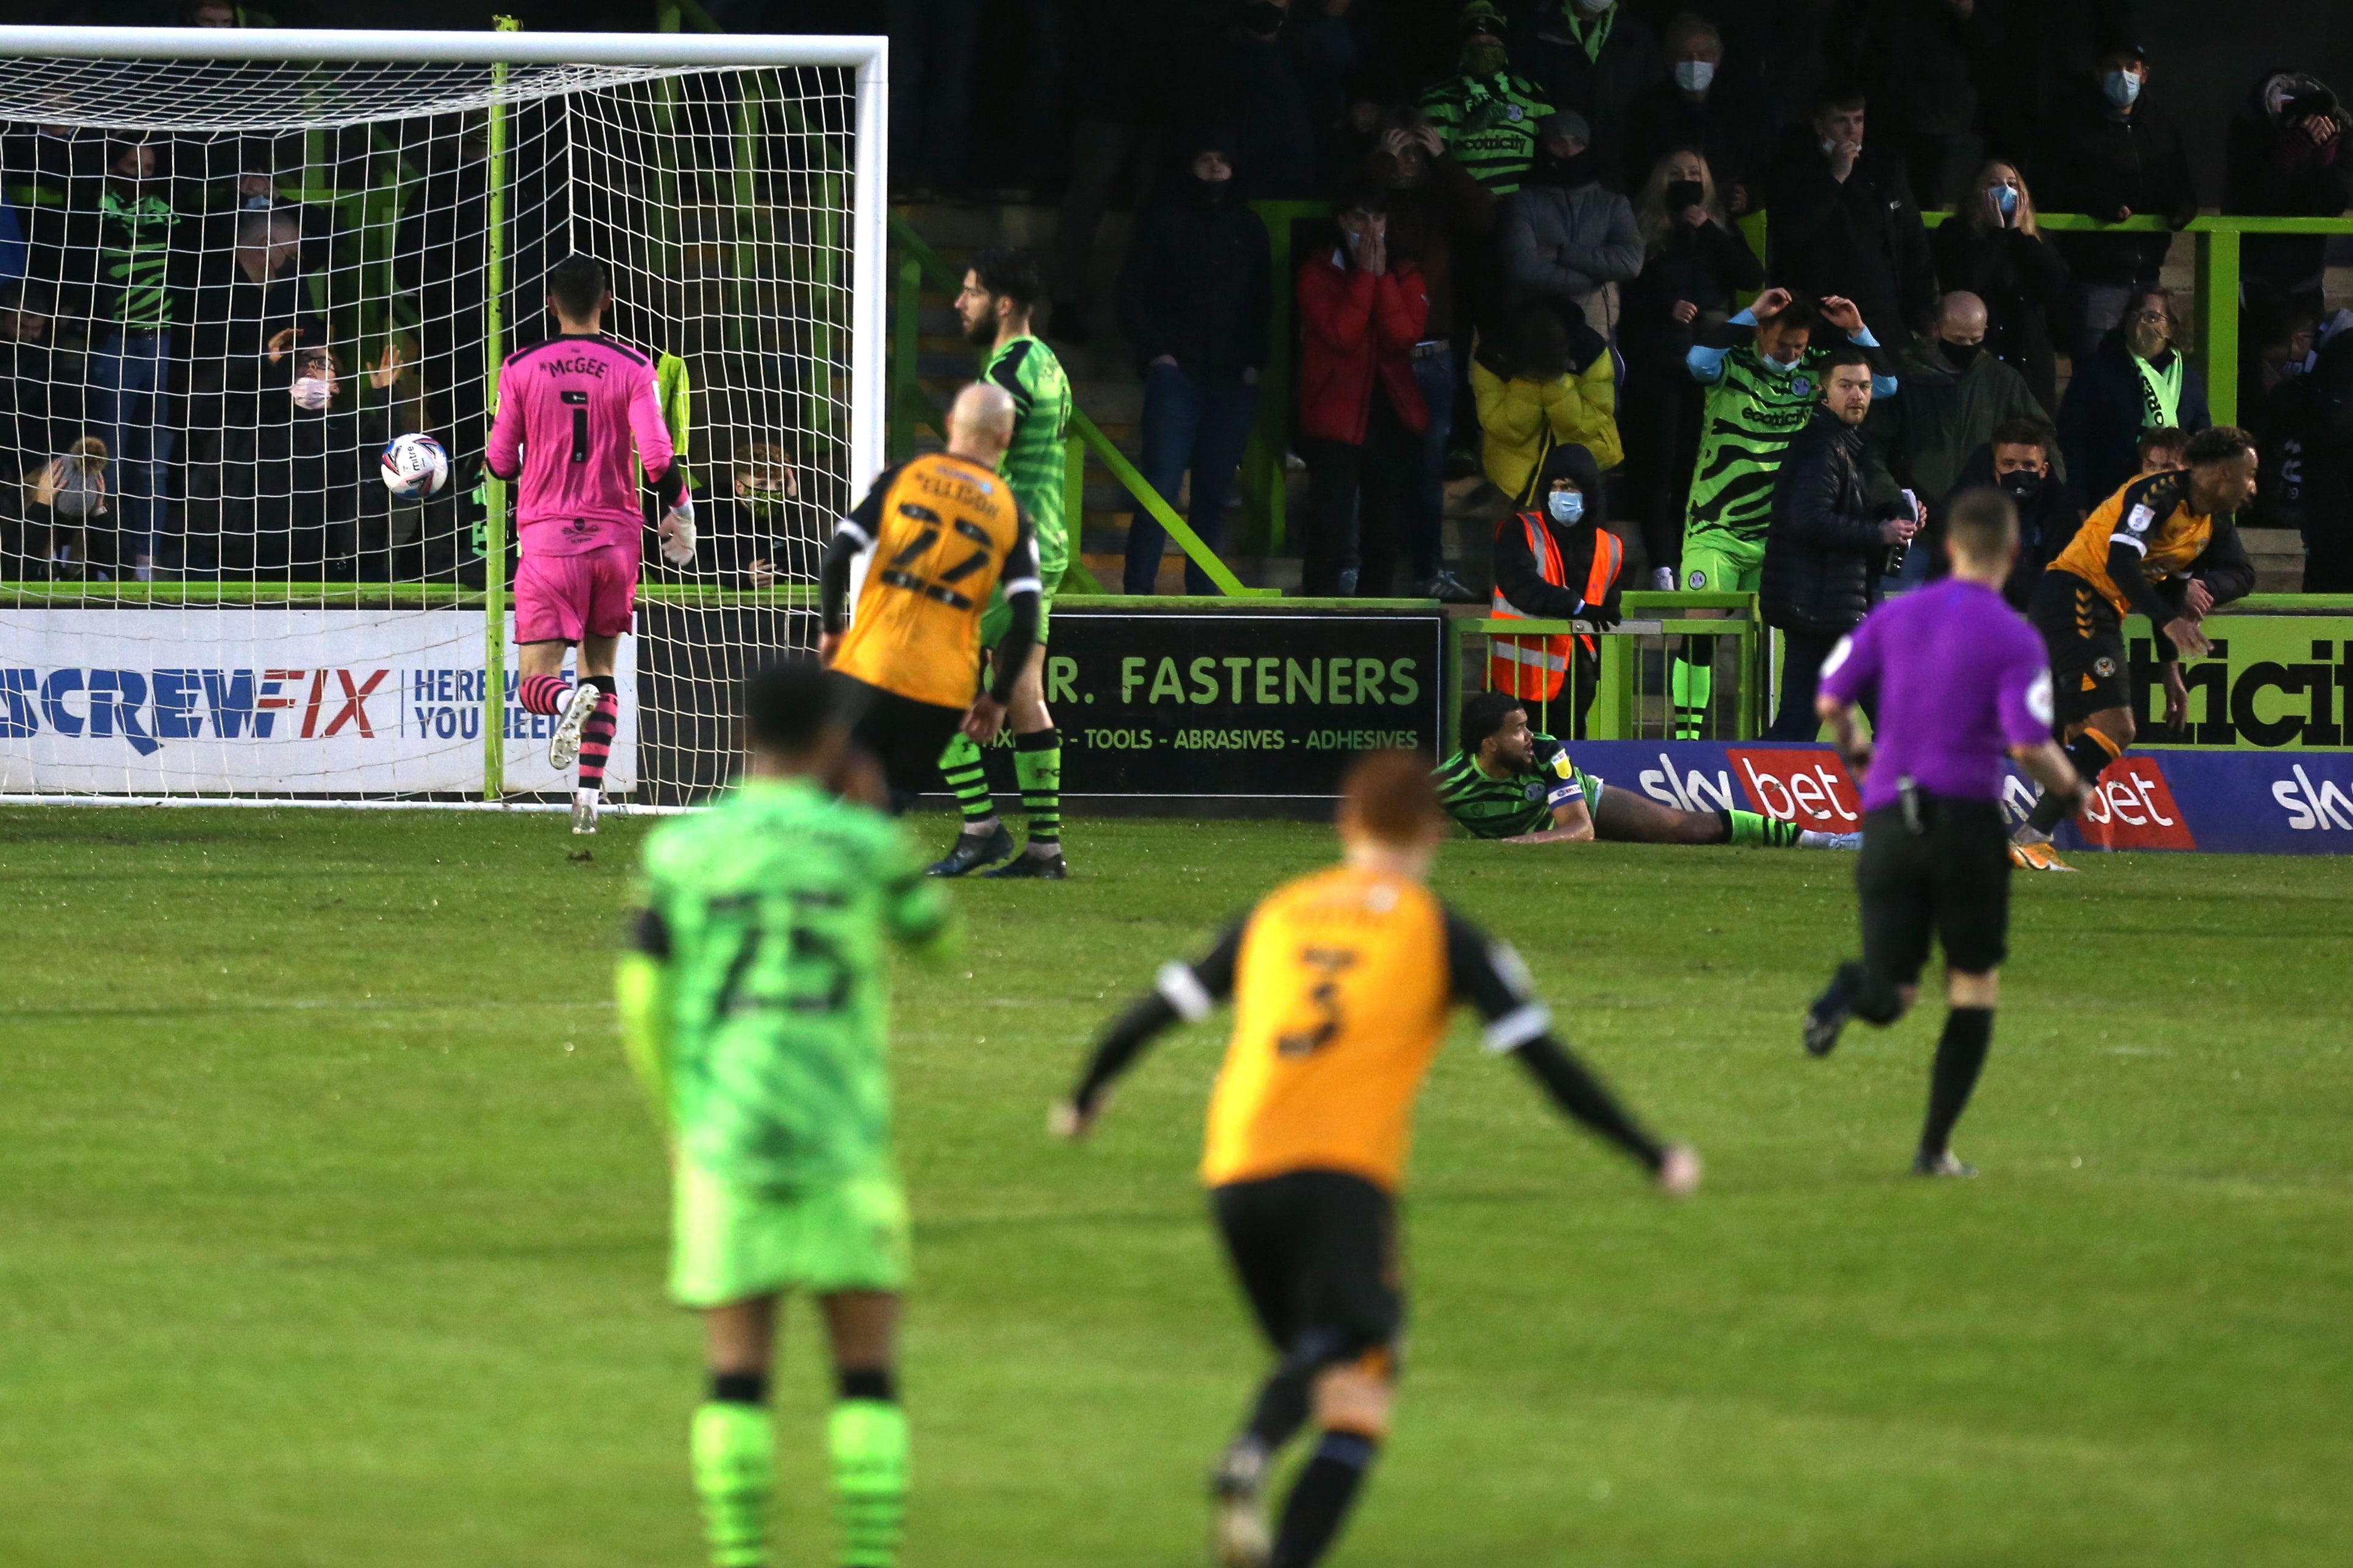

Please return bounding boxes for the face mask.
[1673,60,1716,93]
[1461,41,1509,77]
[1547,148,1597,186]
[1942,339,1982,368]
[1665,178,1707,211]
[1547,489,1585,524]
[1189,173,1232,209]
[1991,183,2019,217]
[2103,69,2143,108]
[1243,1,1284,36]
[2000,470,2041,502]
[291,375,333,410]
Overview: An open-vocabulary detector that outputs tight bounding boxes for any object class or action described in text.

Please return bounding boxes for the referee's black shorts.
[1857,795,2012,983]
[830,673,966,803]
[1212,1169,1402,1373]
[2028,569,2128,726]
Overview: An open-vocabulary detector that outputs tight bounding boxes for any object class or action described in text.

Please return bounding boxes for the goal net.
[0,26,885,806]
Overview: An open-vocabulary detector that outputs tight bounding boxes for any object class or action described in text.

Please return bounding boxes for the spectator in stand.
[1291,0,1369,184]
[1418,2,1554,196]
[188,206,316,577]
[1046,2,1182,344]
[1520,0,1659,175]
[2285,310,2353,591]
[1618,147,1761,587]
[2136,425,2187,475]
[1497,111,1642,334]
[645,444,804,590]
[2058,286,2209,509]
[1766,85,1935,347]
[2225,71,2353,313]
[885,2,992,198]
[1472,298,1619,507]
[1114,131,1272,596]
[1938,415,2079,607]
[1868,290,2058,584]
[1618,13,1769,214]
[1201,0,1320,200]
[1368,107,1494,602]
[1828,0,1998,208]
[1761,345,1918,739]
[0,284,58,492]
[2039,41,2197,360]
[1488,440,1623,735]
[1932,161,2069,417]
[1296,178,1430,596]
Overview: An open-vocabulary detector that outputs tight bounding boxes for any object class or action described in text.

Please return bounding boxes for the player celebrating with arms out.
[1802,491,2091,1176]
[1055,751,1699,1568]
[929,249,1075,879]
[1438,689,1860,849]
[2010,425,2257,866]
[485,253,694,834]
[819,383,1041,809]
[618,660,952,1568]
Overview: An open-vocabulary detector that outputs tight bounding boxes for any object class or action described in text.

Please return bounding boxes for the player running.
[2010,426,2257,868]
[820,383,1041,808]
[618,659,951,1568]
[1055,751,1700,1568]
[1439,689,1861,849]
[484,253,693,834]
[1671,287,1893,736]
[1802,492,2089,1175]
[929,249,1075,879]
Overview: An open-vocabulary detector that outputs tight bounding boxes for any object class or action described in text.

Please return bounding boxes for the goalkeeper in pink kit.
[486,253,694,834]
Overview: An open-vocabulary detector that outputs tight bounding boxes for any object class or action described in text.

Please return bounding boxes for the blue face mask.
[1991,183,2019,217]
[2102,69,2142,108]
[1547,489,1585,524]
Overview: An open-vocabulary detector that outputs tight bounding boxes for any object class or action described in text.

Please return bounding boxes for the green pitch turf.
[2,808,2348,1568]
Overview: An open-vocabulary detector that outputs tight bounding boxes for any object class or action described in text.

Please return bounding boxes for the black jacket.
[2225,71,2353,296]
[1764,130,1936,344]
[1114,189,1272,382]
[2057,336,2212,509]
[1616,75,1772,201]
[1929,218,2069,414]
[2038,89,2197,286]
[1763,408,1903,635]
[1942,444,2085,607]
[1492,442,1623,627]
[1618,217,1763,377]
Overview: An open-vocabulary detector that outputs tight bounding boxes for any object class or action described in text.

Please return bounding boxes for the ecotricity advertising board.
[0,609,634,795]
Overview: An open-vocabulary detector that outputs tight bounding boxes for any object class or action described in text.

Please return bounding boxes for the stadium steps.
[2241,529,2309,594]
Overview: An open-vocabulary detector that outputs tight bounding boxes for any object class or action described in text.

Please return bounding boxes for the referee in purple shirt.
[1800,490,2093,1177]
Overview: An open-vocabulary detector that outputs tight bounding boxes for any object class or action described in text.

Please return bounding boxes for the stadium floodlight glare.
[0,26,887,809]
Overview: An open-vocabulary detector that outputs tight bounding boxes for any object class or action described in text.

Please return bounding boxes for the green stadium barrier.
[1452,590,1766,744]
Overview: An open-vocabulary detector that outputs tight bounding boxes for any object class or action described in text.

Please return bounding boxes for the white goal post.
[0,26,886,808]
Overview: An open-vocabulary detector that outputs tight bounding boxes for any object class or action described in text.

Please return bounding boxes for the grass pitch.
[2,807,2349,1568]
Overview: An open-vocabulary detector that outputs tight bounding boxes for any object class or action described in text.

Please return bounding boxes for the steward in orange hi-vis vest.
[1055,751,1696,1568]
[1489,442,1623,716]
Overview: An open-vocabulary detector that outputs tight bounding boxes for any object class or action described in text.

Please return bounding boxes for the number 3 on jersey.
[1276,946,1359,1057]
[878,502,995,610]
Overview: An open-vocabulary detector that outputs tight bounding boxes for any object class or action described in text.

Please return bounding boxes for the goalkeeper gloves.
[660,493,698,566]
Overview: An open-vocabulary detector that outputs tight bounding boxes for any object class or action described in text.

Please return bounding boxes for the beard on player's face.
[963,299,999,346]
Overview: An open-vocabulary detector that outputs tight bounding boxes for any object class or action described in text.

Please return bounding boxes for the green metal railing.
[1451,590,1764,744]
[884,211,1278,597]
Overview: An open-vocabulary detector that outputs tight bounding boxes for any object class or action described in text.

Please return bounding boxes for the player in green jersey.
[1671,288,1896,736]
[1435,690,1859,848]
[618,659,953,1568]
[930,248,1075,880]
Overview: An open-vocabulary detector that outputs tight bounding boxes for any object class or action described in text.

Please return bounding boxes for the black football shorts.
[1857,797,2013,982]
[2029,570,2129,725]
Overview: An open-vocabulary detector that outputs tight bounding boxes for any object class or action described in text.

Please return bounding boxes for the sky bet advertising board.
[0,610,634,795]
[1564,741,2353,856]
[969,610,1447,799]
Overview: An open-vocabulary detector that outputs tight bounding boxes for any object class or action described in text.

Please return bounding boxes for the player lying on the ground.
[1436,689,1861,849]
[1053,750,1699,1568]
[2010,425,2257,868]
[485,252,694,835]
[1802,490,2089,1176]
[618,659,952,1568]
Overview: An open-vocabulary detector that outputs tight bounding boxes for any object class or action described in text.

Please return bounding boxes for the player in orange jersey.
[1053,750,1700,1568]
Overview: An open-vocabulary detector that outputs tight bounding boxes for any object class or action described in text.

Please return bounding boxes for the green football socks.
[1725,809,1802,848]
[1670,654,1713,739]
[829,1398,909,1568]
[691,1399,775,1568]
[938,734,998,830]
[1013,729,1061,851]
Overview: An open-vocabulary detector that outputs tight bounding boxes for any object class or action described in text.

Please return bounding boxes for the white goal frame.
[0,26,888,811]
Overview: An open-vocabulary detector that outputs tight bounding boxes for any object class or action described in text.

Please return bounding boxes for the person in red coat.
[1296,176,1430,595]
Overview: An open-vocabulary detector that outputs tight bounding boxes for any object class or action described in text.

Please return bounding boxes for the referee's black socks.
[2027,731,2122,832]
[1920,1007,1995,1161]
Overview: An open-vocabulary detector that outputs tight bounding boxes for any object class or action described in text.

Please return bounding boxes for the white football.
[381,432,449,501]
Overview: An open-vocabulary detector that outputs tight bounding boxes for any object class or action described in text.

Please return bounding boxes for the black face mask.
[1536,148,1597,186]
[1942,339,1982,368]
[2000,469,2042,503]
[1665,179,1707,211]
[1242,2,1285,37]
[1189,173,1234,209]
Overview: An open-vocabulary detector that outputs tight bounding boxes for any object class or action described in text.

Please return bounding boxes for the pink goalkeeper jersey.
[485,332,676,556]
